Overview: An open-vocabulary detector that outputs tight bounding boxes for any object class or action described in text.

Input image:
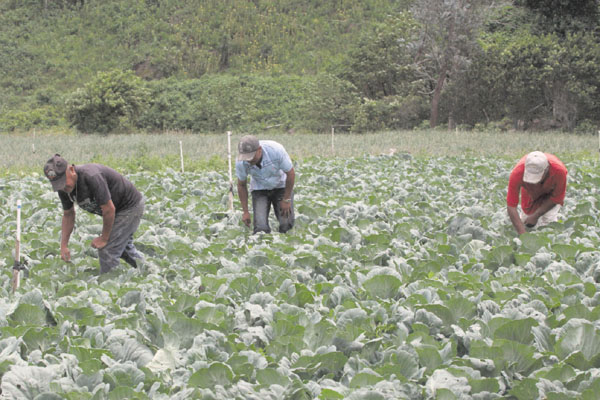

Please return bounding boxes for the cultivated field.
[0,131,598,398]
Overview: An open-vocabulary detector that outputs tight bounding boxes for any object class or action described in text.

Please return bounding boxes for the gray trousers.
[251,188,294,234]
[98,198,144,273]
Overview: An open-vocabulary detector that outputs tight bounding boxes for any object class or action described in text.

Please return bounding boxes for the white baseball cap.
[523,151,549,183]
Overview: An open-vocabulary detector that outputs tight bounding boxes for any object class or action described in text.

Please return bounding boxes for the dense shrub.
[65,70,149,133]
[341,13,419,99]
[0,105,64,132]
[351,96,428,133]
[137,74,359,133]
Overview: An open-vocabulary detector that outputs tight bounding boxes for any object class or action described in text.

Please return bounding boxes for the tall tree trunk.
[430,64,448,128]
[430,9,455,129]
[552,80,577,131]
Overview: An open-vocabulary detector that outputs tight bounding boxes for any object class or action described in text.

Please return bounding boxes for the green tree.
[512,0,600,130]
[544,32,600,130]
[410,0,498,128]
[341,13,419,99]
[515,0,598,36]
[446,30,554,129]
[65,69,149,133]
[444,2,600,131]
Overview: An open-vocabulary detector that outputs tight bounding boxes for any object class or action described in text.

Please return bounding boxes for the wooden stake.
[179,141,184,173]
[11,200,21,293]
[227,131,234,212]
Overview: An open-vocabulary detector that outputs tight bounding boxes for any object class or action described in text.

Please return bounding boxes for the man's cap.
[523,151,549,183]
[237,135,260,161]
[44,154,69,191]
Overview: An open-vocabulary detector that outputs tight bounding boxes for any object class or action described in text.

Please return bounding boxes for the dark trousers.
[251,188,294,234]
[98,198,144,273]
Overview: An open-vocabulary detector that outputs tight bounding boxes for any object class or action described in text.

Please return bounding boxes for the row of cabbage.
[0,154,598,399]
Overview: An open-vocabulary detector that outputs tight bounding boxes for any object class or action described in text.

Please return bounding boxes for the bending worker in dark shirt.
[44,154,145,273]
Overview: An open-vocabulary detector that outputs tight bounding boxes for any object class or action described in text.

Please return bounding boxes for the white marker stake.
[179,140,184,173]
[227,131,234,212]
[331,126,335,155]
[11,200,21,293]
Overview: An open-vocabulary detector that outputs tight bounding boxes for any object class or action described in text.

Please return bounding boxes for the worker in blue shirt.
[236,135,295,234]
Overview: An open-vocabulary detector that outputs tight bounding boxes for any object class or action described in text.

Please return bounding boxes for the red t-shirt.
[506,153,567,215]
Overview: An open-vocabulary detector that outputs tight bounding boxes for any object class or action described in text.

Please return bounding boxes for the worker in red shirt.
[506,151,567,235]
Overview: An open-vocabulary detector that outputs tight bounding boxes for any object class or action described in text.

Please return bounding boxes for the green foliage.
[188,363,234,388]
[444,30,545,128]
[65,70,149,133]
[2,0,600,133]
[0,105,64,132]
[341,12,420,99]
[448,2,600,131]
[426,1,600,131]
[515,0,599,36]
[351,95,428,133]
[0,154,599,397]
[547,33,600,122]
[0,0,398,132]
[137,74,359,133]
[451,27,600,130]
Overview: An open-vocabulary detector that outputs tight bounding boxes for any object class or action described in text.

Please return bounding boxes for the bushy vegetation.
[65,70,149,133]
[138,74,358,133]
[1,0,600,134]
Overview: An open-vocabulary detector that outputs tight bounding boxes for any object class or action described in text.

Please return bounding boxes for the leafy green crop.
[0,155,598,398]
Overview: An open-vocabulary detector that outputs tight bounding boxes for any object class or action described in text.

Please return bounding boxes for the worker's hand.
[523,214,539,228]
[91,237,108,249]
[280,201,291,217]
[242,211,251,227]
[60,246,71,262]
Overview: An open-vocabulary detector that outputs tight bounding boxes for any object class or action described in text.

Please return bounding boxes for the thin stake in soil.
[331,126,335,155]
[227,131,234,212]
[11,200,21,293]
[179,140,184,173]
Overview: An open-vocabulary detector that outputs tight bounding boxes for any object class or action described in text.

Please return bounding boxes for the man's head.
[523,151,549,184]
[44,154,69,191]
[238,135,261,163]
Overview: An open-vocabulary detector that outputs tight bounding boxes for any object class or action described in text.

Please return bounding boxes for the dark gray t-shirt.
[58,164,142,215]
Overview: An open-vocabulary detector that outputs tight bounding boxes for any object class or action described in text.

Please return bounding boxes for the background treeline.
[1,0,599,134]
